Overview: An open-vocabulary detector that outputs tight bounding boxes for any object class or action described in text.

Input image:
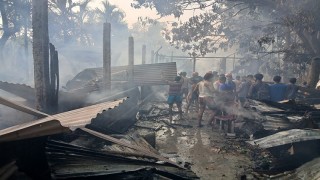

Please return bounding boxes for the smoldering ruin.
[2,0,320,180]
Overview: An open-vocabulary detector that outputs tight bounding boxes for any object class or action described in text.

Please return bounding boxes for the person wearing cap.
[186,72,203,113]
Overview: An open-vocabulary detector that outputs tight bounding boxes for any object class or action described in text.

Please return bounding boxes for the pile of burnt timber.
[238,98,320,178]
[237,99,319,138]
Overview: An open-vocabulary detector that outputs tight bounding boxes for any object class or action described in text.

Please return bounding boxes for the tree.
[0,0,31,57]
[133,0,320,86]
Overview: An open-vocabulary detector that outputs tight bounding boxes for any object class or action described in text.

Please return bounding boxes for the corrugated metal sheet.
[278,157,320,180]
[0,161,18,180]
[0,98,126,143]
[46,139,198,179]
[0,81,35,102]
[75,62,177,86]
[247,129,320,148]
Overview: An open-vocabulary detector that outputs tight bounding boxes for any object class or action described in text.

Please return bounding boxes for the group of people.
[166,71,300,127]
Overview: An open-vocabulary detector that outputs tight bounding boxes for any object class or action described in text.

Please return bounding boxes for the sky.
[90,0,193,28]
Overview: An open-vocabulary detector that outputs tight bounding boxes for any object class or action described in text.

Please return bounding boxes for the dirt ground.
[155,110,253,180]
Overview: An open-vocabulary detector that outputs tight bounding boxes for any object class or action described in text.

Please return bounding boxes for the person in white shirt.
[197,72,219,127]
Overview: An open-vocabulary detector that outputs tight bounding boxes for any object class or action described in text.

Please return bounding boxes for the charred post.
[128,36,134,86]
[49,43,59,113]
[142,44,146,64]
[151,50,154,64]
[32,0,50,112]
[220,57,227,74]
[103,22,111,91]
[193,56,196,72]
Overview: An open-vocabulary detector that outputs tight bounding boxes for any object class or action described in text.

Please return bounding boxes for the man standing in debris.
[166,76,183,123]
[179,72,189,100]
[197,72,218,127]
[186,72,203,113]
[237,76,250,107]
[269,76,287,102]
[248,73,270,100]
[286,78,299,100]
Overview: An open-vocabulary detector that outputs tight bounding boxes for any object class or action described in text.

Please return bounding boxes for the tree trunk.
[32,0,50,112]
[308,57,320,88]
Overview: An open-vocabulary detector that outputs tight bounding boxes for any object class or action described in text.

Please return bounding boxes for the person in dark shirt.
[166,76,183,122]
[269,76,287,102]
[186,72,203,113]
[286,78,299,100]
[248,73,270,100]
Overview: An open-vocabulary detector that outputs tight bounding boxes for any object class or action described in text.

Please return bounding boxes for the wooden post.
[151,50,154,64]
[142,44,146,64]
[193,57,196,72]
[32,0,49,112]
[220,58,226,74]
[103,22,111,91]
[233,54,235,71]
[155,53,159,63]
[128,37,134,86]
[49,43,59,113]
[170,51,173,62]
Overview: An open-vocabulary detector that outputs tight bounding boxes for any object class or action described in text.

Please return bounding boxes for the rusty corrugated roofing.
[0,97,126,143]
[247,129,320,148]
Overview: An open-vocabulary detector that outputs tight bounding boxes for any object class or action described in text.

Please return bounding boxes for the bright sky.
[90,0,193,28]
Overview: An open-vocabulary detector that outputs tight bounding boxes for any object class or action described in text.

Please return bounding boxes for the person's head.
[247,74,254,81]
[203,72,214,81]
[289,78,297,84]
[241,76,247,82]
[179,72,187,77]
[225,73,233,80]
[219,76,226,83]
[236,75,240,81]
[303,81,307,86]
[212,71,218,77]
[175,76,182,82]
[219,74,225,78]
[273,75,281,83]
[192,72,199,77]
[254,73,264,81]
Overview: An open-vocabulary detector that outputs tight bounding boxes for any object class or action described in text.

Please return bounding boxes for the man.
[234,75,241,91]
[197,72,218,127]
[186,72,203,113]
[248,73,270,100]
[225,73,236,93]
[179,72,189,99]
[167,76,183,123]
[286,78,299,100]
[269,76,287,102]
[237,76,250,107]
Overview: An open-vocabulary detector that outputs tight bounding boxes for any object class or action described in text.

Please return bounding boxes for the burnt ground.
[137,102,255,180]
